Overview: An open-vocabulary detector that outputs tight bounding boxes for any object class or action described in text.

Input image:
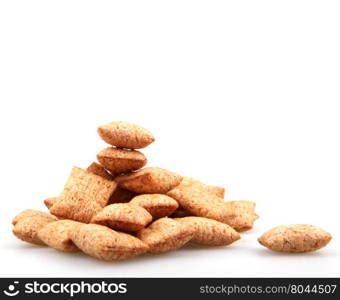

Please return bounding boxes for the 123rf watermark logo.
[2,280,127,297]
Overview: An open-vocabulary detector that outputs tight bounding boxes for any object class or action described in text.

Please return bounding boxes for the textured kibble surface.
[137,218,194,254]
[175,177,225,199]
[98,121,155,149]
[44,197,59,209]
[258,224,332,253]
[222,201,258,232]
[50,167,117,223]
[167,180,230,223]
[97,147,147,174]
[115,167,183,194]
[91,203,152,232]
[130,194,179,219]
[13,214,57,245]
[175,217,241,246]
[38,220,82,252]
[70,224,148,261]
[12,209,58,225]
[87,162,114,180]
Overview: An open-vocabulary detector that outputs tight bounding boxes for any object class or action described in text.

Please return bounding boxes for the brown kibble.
[130,194,179,219]
[87,162,114,180]
[70,224,148,261]
[206,185,225,199]
[137,218,194,254]
[168,178,258,231]
[44,197,59,209]
[50,167,117,223]
[108,186,137,204]
[38,220,82,252]
[98,121,155,149]
[115,167,182,194]
[97,147,147,174]
[167,180,229,223]
[258,224,332,253]
[91,203,152,232]
[175,217,240,246]
[13,214,57,245]
[223,201,258,232]
[169,177,225,199]
[12,209,58,225]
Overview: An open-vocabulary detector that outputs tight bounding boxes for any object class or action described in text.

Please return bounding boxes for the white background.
[0,0,339,277]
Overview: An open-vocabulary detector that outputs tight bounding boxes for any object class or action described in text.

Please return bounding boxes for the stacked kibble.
[12,121,332,261]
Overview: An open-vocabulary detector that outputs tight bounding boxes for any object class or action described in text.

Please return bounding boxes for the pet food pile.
[12,121,332,261]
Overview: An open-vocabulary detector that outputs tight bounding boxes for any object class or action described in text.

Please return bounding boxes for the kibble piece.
[97,147,147,174]
[175,217,240,246]
[38,220,81,252]
[222,201,258,232]
[168,180,258,231]
[98,121,155,149]
[91,203,152,232]
[87,162,114,180]
[115,167,182,194]
[50,167,117,223]
[130,194,179,219]
[108,186,137,204]
[206,185,225,199]
[167,180,229,223]
[12,209,58,225]
[169,177,225,199]
[13,215,57,245]
[70,224,148,261]
[258,224,332,253]
[137,218,194,254]
[44,197,59,209]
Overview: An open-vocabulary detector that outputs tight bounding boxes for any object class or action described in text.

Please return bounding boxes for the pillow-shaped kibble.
[258,224,332,253]
[97,121,155,149]
[38,220,82,252]
[97,147,147,175]
[50,167,117,223]
[137,218,194,254]
[130,194,179,219]
[91,203,152,232]
[115,167,182,194]
[70,224,148,261]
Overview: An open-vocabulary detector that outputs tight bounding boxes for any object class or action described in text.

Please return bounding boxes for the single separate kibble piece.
[258,224,332,253]
[44,197,59,209]
[223,200,258,232]
[87,162,114,180]
[37,220,82,252]
[91,203,152,232]
[175,217,241,246]
[12,209,58,225]
[98,121,155,149]
[108,186,137,204]
[130,194,179,219]
[97,147,147,174]
[70,224,148,261]
[50,167,117,223]
[12,214,57,245]
[115,167,182,194]
[137,218,194,254]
